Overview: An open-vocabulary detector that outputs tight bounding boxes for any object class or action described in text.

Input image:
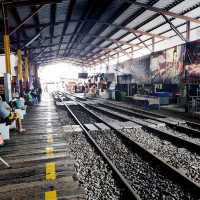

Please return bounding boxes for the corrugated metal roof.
[0,0,200,65]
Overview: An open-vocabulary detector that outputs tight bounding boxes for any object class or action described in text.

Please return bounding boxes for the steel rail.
[56,95,140,200]
[86,103,200,152]
[97,102,200,137]
[187,121,200,130]
[90,97,200,132]
[65,93,200,136]
[62,93,200,196]
[91,97,167,118]
[64,93,200,153]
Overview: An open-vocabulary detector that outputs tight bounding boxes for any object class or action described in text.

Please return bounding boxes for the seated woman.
[0,97,25,133]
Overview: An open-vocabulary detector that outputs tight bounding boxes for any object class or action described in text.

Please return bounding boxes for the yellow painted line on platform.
[46,147,54,156]
[46,162,56,180]
[47,135,54,143]
[45,190,57,200]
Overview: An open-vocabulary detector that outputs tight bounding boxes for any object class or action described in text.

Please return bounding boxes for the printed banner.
[185,39,200,80]
[150,45,185,84]
[114,55,150,83]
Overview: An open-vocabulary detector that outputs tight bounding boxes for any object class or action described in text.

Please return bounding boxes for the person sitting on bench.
[0,96,25,133]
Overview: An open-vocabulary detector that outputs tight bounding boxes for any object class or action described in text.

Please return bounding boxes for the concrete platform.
[0,95,85,200]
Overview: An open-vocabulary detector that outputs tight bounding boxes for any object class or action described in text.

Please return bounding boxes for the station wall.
[113,55,150,83]
[108,38,200,85]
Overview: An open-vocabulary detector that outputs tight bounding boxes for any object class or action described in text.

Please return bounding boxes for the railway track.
[83,100,200,152]
[66,93,200,132]
[103,100,200,130]
[90,97,200,132]
[54,93,139,200]
[87,107,200,185]
[56,92,200,199]
[63,93,200,183]
[64,93,200,150]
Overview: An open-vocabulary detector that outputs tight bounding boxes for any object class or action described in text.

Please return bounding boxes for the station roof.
[0,0,200,66]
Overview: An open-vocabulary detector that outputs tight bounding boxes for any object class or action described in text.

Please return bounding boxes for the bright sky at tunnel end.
[38,62,82,83]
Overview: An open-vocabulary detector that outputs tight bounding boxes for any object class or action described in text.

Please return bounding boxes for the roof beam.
[89,37,165,63]
[32,48,82,55]
[80,1,131,62]
[26,32,143,54]
[9,5,44,36]
[4,0,62,7]
[95,19,200,63]
[81,0,160,58]
[162,14,186,42]
[32,47,49,61]
[28,43,127,62]
[23,32,41,48]
[22,26,48,48]
[64,33,143,50]
[66,0,114,57]
[132,32,152,52]
[36,57,83,66]
[105,0,195,61]
[31,46,120,58]
[125,0,200,24]
[6,20,167,39]
[50,4,57,45]
[31,6,41,34]
[70,19,167,39]
[115,44,132,59]
[57,0,76,56]
[86,46,134,63]
[80,34,143,59]
[63,0,96,57]
[9,6,28,39]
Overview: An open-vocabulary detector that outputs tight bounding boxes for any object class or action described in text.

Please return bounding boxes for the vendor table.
[126,95,160,110]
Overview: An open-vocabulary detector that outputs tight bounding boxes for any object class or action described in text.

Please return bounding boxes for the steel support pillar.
[131,47,134,57]
[2,5,11,75]
[3,35,12,75]
[107,55,110,72]
[33,64,39,89]
[17,49,23,96]
[2,4,12,103]
[24,55,29,91]
[117,52,119,64]
[185,21,191,112]
[186,21,191,42]
[152,37,155,53]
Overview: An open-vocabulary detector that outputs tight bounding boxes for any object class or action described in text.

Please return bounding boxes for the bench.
[0,106,27,142]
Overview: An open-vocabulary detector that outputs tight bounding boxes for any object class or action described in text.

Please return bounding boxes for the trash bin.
[120,91,127,101]
[115,90,121,101]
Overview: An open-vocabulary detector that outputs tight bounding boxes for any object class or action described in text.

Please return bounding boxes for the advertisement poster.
[185,39,200,80]
[150,45,185,84]
[115,55,150,83]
